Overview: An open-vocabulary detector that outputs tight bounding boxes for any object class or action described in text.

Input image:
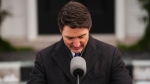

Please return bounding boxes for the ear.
[59,29,61,33]
[60,28,64,33]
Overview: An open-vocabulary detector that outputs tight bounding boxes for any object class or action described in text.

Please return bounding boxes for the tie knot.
[74,53,81,57]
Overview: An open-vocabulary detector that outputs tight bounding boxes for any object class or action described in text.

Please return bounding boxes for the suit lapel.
[80,35,101,83]
[52,39,76,83]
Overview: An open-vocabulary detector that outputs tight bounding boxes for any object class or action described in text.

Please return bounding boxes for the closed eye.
[78,34,86,39]
[66,37,74,40]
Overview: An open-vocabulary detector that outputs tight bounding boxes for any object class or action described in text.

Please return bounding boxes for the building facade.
[1,0,147,46]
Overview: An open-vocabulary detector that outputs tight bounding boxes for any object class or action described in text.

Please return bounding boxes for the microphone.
[70,57,86,84]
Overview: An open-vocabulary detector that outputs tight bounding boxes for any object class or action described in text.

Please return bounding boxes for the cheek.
[79,41,86,47]
[63,39,72,46]
[81,38,88,44]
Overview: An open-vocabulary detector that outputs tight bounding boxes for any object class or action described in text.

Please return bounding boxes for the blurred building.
[0,0,150,84]
[1,0,147,50]
[0,0,149,84]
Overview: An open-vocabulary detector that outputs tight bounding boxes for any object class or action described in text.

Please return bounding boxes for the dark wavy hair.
[58,1,92,31]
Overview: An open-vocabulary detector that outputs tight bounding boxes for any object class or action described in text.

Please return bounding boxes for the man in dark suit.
[27,1,133,84]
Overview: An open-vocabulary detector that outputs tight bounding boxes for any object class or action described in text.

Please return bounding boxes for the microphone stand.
[77,74,79,84]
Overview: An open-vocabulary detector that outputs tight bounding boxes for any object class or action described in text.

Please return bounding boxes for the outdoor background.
[0,0,150,84]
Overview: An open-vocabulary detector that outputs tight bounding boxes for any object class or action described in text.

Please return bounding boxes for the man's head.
[58,1,92,31]
[58,1,92,53]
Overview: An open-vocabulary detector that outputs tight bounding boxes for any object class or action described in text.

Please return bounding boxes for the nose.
[73,38,80,47]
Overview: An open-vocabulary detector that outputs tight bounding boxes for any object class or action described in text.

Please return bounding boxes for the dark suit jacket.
[27,35,133,84]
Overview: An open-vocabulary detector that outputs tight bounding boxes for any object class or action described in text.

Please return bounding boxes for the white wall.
[125,0,147,38]
[1,0,28,39]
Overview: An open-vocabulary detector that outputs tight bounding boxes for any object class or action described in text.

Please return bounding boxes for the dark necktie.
[74,53,81,57]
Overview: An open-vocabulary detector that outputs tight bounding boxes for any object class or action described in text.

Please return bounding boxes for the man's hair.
[58,1,92,31]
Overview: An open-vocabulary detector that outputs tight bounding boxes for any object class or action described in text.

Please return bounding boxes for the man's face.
[61,25,89,53]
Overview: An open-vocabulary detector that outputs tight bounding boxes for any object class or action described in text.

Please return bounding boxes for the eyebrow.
[65,33,86,38]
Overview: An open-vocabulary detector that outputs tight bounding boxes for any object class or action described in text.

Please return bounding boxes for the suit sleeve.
[27,52,47,84]
[110,48,133,84]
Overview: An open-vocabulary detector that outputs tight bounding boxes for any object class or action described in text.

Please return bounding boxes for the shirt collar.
[70,51,83,57]
[71,51,75,57]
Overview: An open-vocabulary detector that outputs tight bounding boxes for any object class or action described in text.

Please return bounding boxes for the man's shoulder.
[37,41,60,55]
[92,38,120,55]
[94,38,116,49]
[93,38,121,58]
